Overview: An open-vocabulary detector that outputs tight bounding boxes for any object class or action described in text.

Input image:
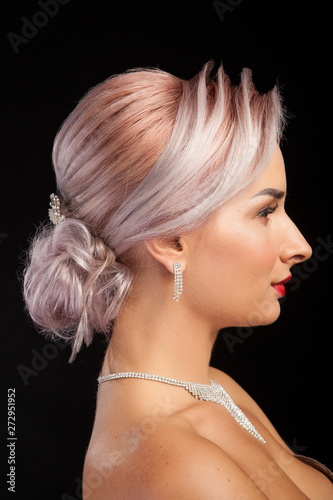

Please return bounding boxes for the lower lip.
[272,283,286,296]
[271,275,292,296]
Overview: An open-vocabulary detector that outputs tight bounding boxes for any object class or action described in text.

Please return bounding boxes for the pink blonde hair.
[23,61,285,361]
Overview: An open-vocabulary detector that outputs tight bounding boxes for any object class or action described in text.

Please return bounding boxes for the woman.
[24,62,333,498]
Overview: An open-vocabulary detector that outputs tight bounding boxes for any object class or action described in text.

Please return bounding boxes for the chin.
[249,300,281,326]
[246,297,281,326]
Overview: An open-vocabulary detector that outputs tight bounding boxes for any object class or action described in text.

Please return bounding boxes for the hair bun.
[23,218,132,362]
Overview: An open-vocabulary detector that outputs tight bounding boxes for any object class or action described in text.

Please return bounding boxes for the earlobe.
[144,237,185,274]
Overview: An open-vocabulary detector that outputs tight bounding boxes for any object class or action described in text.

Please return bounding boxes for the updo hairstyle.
[23,61,285,361]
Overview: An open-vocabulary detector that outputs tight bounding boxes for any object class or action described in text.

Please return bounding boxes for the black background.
[1,1,332,499]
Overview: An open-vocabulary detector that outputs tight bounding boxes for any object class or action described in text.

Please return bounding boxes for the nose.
[279,216,312,266]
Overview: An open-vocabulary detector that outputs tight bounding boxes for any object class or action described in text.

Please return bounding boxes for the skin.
[83,147,333,499]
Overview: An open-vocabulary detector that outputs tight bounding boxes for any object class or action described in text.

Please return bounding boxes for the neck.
[102,285,219,385]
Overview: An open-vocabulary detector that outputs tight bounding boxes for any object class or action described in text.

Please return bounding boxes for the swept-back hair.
[23,61,285,361]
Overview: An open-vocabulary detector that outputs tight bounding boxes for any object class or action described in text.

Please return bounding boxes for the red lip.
[271,274,292,296]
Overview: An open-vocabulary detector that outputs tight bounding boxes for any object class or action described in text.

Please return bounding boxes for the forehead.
[244,146,286,198]
[187,146,286,238]
[212,145,286,218]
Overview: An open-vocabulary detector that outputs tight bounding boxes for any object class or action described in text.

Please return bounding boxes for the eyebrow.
[252,188,285,199]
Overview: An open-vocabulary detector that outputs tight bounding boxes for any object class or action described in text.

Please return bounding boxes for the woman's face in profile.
[183,146,312,329]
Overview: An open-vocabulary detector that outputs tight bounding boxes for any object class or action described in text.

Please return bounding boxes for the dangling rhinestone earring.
[173,262,183,302]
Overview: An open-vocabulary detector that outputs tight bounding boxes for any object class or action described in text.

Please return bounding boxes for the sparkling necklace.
[98,372,266,444]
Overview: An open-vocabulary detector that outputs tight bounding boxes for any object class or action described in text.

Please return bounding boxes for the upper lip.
[272,274,292,286]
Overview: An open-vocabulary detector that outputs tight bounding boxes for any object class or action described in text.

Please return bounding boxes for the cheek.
[216,228,280,326]
[214,226,277,285]
[184,214,283,328]
[187,226,280,326]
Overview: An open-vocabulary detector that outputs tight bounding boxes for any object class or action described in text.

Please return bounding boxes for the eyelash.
[257,202,278,219]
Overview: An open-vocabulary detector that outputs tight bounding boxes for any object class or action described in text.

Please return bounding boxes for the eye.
[257,202,278,219]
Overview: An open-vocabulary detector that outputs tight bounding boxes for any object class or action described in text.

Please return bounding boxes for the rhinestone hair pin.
[49,193,66,225]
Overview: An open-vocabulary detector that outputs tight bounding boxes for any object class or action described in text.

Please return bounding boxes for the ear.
[144,236,186,274]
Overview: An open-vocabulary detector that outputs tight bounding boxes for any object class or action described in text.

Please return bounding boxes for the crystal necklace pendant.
[98,372,266,444]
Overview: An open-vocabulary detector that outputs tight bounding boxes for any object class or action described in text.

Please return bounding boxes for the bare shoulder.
[83,368,292,498]
[84,418,268,500]
[208,366,290,450]
[135,423,268,499]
